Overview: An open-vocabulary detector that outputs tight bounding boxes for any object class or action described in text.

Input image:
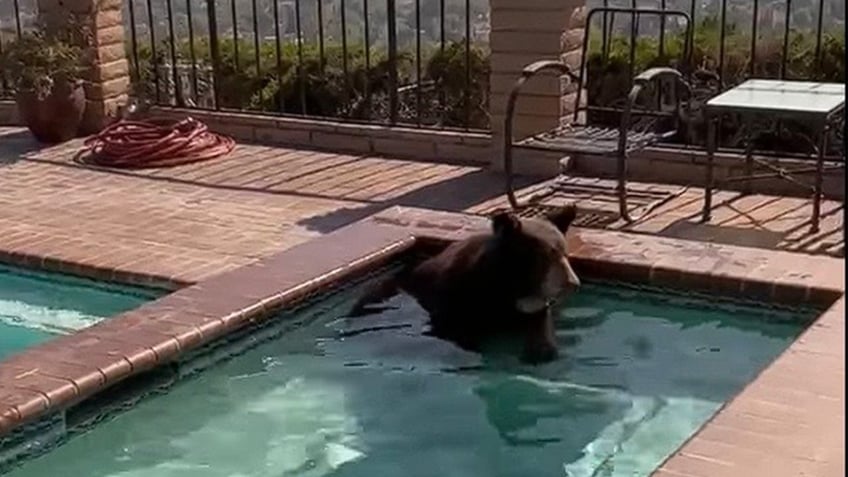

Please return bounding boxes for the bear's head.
[489,206,581,307]
[489,205,580,363]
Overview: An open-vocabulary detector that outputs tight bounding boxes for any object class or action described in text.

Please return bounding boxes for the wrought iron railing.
[1,0,843,154]
[122,0,490,131]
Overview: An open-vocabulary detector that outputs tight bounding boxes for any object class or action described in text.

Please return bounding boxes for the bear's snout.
[541,256,581,299]
[560,256,581,289]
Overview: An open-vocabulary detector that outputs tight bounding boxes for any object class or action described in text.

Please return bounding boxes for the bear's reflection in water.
[323,283,800,477]
[321,292,627,477]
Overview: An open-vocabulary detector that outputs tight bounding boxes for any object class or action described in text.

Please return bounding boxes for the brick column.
[488,0,585,171]
[37,0,129,134]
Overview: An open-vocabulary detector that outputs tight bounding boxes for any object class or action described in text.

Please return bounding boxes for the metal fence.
[2,0,844,148]
[590,0,844,85]
[123,0,490,131]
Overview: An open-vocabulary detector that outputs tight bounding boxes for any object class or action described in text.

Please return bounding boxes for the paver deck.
[0,126,843,286]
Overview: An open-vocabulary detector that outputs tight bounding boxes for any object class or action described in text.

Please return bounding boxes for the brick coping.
[0,206,843,475]
[0,248,190,292]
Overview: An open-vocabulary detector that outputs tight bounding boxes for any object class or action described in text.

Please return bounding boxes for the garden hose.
[75,117,235,169]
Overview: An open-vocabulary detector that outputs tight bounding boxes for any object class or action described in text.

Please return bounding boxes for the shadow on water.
[6,283,810,477]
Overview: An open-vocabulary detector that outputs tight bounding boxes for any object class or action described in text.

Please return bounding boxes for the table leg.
[702,115,716,223]
[743,116,753,195]
[811,124,828,234]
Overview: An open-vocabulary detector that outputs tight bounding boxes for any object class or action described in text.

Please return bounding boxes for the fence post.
[386,0,399,124]
[488,0,586,169]
[206,0,222,109]
[37,0,130,134]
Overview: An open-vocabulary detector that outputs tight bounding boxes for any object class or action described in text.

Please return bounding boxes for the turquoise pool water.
[5,281,815,477]
[0,265,161,360]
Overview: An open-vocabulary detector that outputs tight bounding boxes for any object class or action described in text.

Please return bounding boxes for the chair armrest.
[520,60,578,82]
[633,67,684,85]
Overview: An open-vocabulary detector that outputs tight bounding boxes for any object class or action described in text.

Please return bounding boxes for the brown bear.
[349,205,580,364]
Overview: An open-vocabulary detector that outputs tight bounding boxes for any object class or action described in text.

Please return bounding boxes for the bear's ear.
[490,210,522,236]
[544,204,577,233]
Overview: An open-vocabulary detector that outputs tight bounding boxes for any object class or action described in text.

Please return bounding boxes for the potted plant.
[1,25,86,143]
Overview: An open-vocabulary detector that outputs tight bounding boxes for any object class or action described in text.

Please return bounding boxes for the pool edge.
[0,248,190,293]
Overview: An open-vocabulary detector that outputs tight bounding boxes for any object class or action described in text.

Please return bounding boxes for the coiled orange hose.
[75,117,235,169]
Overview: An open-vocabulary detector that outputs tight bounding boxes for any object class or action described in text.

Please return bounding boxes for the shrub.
[128,37,490,129]
[1,17,87,99]
[426,42,491,128]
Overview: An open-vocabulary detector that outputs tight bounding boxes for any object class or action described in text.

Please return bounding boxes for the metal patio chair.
[503,7,719,225]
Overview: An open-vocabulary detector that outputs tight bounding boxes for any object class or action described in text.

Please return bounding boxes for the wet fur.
[349,205,579,363]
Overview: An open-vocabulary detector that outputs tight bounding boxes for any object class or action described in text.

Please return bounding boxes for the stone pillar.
[488,0,585,171]
[37,0,129,134]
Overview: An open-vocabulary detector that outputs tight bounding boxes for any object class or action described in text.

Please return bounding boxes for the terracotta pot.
[15,79,85,144]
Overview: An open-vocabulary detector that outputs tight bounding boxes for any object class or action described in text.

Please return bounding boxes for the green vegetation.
[129,37,490,129]
[1,19,86,99]
[586,17,844,86]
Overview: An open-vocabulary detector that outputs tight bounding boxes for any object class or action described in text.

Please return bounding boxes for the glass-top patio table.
[701,79,845,233]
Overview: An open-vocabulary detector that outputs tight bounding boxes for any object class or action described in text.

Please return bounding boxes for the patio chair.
[503,7,719,224]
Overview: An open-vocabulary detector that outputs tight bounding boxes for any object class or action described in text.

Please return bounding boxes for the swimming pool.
[3,278,817,477]
[0,265,162,360]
